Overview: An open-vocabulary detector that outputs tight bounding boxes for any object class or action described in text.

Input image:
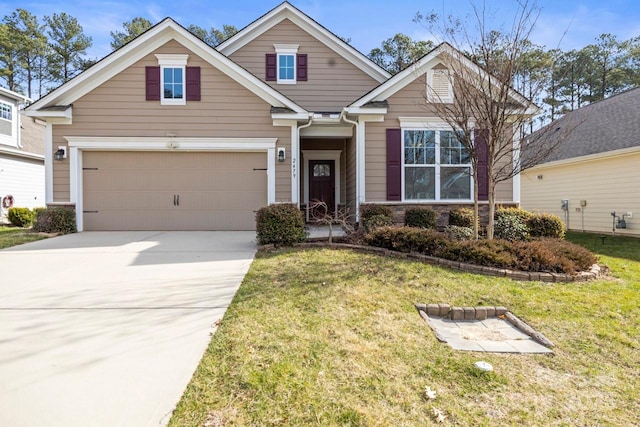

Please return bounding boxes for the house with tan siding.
[25,2,530,231]
[521,87,640,236]
[1,87,45,219]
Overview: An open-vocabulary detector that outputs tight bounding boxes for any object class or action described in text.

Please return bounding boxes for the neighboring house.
[521,87,640,236]
[25,2,529,231]
[0,87,45,220]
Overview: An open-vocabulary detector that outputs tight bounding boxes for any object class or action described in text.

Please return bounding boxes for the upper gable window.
[427,67,453,103]
[155,54,189,105]
[274,44,299,84]
[0,102,12,121]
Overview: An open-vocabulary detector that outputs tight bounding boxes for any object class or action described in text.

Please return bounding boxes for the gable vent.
[428,69,453,103]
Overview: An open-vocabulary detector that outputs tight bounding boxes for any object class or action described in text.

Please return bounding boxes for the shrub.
[363,214,393,232]
[527,213,565,238]
[495,207,533,222]
[444,225,474,241]
[33,207,76,234]
[494,214,529,241]
[256,203,307,246]
[510,240,596,273]
[448,207,475,228]
[360,205,393,224]
[366,226,449,255]
[404,207,437,229]
[7,207,34,227]
[437,239,518,268]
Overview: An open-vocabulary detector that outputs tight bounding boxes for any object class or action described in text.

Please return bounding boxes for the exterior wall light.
[278,147,286,162]
[54,147,67,161]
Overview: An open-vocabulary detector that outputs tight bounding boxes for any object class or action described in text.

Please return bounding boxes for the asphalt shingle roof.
[530,87,640,163]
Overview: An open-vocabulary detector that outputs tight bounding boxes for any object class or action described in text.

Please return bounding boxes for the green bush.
[438,239,518,268]
[7,207,34,227]
[363,214,393,232]
[495,207,533,222]
[527,213,565,238]
[256,203,307,246]
[366,226,450,255]
[494,214,529,241]
[360,205,393,223]
[33,207,76,234]
[444,225,474,241]
[404,207,437,229]
[448,207,475,228]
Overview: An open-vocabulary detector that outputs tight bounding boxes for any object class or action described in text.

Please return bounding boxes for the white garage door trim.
[65,136,277,231]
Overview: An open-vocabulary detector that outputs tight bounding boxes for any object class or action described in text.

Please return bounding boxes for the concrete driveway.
[0,231,257,427]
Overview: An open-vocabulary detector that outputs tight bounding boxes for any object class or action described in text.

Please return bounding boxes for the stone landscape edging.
[258,242,602,282]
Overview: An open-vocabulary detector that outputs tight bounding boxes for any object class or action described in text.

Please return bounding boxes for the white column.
[69,147,83,231]
[267,147,276,204]
[290,125,299,205]
[44,122,53,204]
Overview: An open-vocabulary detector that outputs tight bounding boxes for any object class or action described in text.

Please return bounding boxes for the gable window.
[403,129,471,201]
[0,102,11,121]
[278,54,295,82]
[153,54,189,105]
[271,44,304,84]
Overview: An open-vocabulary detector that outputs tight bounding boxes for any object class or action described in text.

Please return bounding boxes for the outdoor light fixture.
[278,147,286,162]
[54,147,66,161]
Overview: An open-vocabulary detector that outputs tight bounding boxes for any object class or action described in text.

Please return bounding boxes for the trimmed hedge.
[7,207,34,227]
[366,226,596,274]
[494,214,529,241]
[444,225,474,241]
[448,207,475,228]
[360,205,393,223]
[33,207,76,234]
[256,203,307,246]
[404,207,436,229]
[527,213,565,238]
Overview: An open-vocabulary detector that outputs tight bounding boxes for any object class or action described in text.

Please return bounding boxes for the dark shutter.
[265,53,277,81]
[145,66,160,101]
[296,53,307,81]
[185,66,201,101]
[475,129,489,201]
[386,128,402,201]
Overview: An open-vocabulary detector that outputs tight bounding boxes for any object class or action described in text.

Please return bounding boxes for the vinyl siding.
[521,151,640,236]
[365,74,513,203]
[0,154,45,210]
[52,40,290,202]
[229,19,379,112]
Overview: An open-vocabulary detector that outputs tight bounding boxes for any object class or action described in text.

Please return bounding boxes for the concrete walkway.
[0,231,256,427]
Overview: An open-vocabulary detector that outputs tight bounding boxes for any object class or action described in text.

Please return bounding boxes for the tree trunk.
[473,168,479,240]
[486,168,496,239]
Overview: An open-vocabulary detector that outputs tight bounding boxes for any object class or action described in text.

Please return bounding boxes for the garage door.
[82,151,267,230]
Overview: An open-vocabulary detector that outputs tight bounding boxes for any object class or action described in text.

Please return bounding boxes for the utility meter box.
[561,199,569,211]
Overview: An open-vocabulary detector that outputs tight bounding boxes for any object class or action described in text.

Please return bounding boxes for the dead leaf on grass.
[203,410,226,427]
[432,407,447,423]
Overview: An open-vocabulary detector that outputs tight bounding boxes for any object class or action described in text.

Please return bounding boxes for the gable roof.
[26,18,306,115]
[528,87,640,164]
[349,42,538,115]
[217,2,390,83]
[0,87,31,104]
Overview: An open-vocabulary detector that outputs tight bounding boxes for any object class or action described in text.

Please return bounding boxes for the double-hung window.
[274,44,299,84]
[403,129,471,201]
[0,102,12,121]
[155,54,188,105]
[0,101,13,137]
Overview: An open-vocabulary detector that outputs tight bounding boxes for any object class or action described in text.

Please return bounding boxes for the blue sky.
[3,0,640,60]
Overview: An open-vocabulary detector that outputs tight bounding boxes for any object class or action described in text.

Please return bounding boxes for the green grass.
[0,226,48,249]
[170,233,640,426]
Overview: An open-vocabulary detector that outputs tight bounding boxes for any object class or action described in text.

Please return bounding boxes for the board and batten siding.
[52,40,290,203]
[365,74,513,203]
[229,19,379,112]
[521,151,640,236]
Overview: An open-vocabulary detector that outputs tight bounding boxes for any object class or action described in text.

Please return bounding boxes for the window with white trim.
[403,129,471,201]
[0,101,12,121]
[274,44,298,84]
[155,54,188,105]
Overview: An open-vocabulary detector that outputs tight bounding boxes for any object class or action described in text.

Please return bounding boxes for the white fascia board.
[345,107,388,115]
[24,106,72,122]
[27,19,306,114]
[0,87,31,103]
[0,145,45,161]
[526,145,640,171]
[64,136,278,151]
[218,4,390,83]
[271,112,310,121]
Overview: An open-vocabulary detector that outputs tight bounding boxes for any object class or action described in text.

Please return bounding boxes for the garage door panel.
[83,151,267,230]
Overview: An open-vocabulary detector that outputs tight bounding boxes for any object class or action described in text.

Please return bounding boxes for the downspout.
[16,103,25,149]
[297,114,313,219]
[339,109,360,221]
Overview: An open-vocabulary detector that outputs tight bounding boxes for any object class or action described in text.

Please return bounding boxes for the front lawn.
[0,226,47,249]
[170,233,640,426]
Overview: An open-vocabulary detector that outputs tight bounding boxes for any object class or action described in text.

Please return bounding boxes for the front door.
[309,160,335,217]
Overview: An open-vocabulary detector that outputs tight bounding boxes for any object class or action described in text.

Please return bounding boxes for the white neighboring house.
[0,87,45,220]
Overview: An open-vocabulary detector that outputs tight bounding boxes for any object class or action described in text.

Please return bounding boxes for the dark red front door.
[309,160,335,216]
